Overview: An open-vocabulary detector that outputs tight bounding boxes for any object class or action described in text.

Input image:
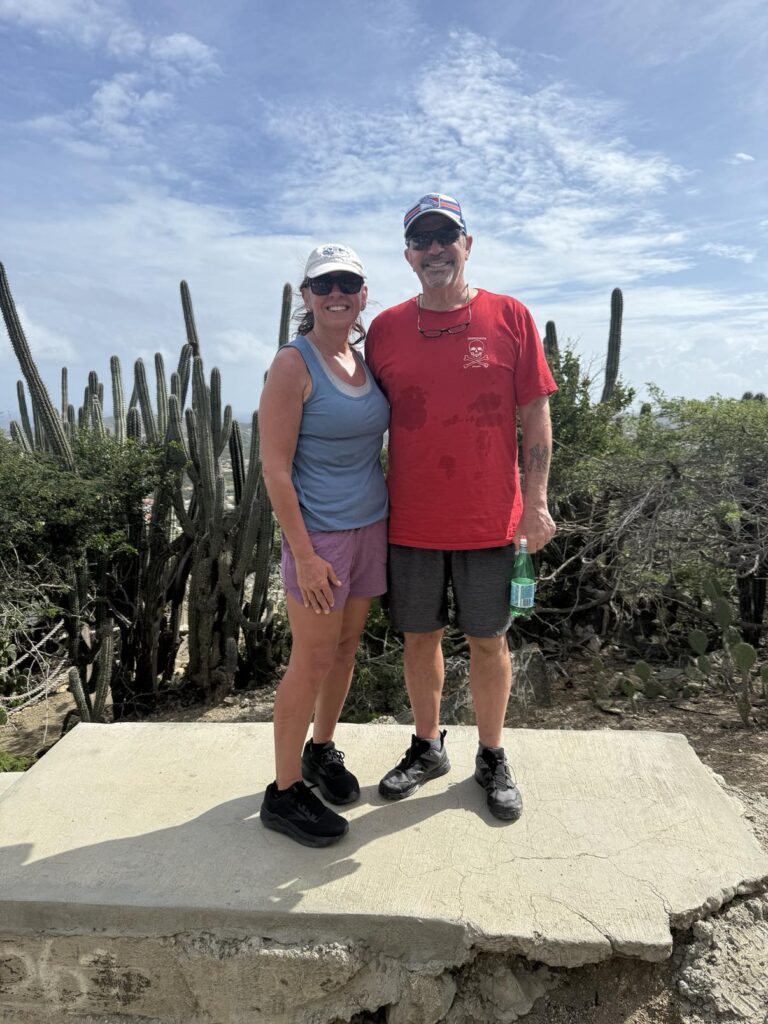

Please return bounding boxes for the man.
[365,193,557,820]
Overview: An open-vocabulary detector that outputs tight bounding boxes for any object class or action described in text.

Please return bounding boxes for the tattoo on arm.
[527,444,550,473]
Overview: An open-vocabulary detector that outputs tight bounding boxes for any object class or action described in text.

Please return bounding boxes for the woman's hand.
[295,552,342,614]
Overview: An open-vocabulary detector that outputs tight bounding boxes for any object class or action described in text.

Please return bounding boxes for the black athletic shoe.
[260,780,349,847]
[301,740,360,805]
[378,730,450,801]
[474,748,523,821]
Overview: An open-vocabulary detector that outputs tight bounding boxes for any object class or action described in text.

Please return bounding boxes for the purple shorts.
[281,518,388,611]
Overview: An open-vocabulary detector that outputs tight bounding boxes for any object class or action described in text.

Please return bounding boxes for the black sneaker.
[301,740,360,805]
[260,780,349,847]
[474,748,523,821]
[379,730,450,800]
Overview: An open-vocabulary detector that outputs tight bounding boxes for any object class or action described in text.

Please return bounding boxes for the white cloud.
[265,31,686,231]
[568,0,768,67]
[11,307,76,362]
[727,152,755,164]
[533,284,768,401]
[0,0,144,56]
[212,329,271,365]
[260,31,689,298]
[0,188,313,418]
[148,33,219,77]
[700,242,756,263]
[2,1,217,154]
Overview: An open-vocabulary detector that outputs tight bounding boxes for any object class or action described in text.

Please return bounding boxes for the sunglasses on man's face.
[407,226,463,251]
[305,273,364,295]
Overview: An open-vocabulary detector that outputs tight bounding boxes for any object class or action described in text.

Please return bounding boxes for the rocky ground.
[2,654,767,1024]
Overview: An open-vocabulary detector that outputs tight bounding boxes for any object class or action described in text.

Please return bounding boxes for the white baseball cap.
[304,243,365,280]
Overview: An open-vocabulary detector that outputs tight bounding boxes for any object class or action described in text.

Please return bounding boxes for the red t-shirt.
[365,289,557,550]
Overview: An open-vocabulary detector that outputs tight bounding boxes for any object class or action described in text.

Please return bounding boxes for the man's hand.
[513,503,556,554]
[295,553,342,614]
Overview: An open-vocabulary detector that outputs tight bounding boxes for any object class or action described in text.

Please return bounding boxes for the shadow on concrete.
[0,773,518,926]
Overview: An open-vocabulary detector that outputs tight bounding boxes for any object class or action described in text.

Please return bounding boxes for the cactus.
[3,266,280,716]
[731,642,756,726]
[180,280,201,357]
[688,629,707,656]
[543,321,559,366]
[9,420,29,450]
[0,263,75,470]
[155,354,168,440]
[278,283,292,348]
[633,660,651,684]
[16,382,33,448]
[110,356,126,444]
[134,358,158,445]
[600,288,623,404]
[61,368,68,422]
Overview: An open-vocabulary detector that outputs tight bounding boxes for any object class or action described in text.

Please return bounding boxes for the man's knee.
[404,628,444,654]
[466,633,509,659]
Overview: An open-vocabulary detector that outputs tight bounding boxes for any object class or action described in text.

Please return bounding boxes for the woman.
[258,244,389,848]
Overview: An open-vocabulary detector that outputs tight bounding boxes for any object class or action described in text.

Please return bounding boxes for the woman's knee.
[335,632,362,667]
[287,638,339,681]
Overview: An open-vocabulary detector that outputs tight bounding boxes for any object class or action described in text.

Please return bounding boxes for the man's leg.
[466,633,512,748]
[402,627,445,739]
[380,547,451,800]
[454,546,522,820]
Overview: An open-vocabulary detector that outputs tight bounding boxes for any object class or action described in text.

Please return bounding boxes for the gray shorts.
[387,543,517,638]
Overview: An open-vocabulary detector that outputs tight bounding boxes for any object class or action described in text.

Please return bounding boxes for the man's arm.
[515,394,556,553]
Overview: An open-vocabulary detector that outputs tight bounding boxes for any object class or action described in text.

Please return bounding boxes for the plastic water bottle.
[510,537,535,618]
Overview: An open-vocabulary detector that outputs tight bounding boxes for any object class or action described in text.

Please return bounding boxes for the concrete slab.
[1,722,766,972]
[0,772,23,797]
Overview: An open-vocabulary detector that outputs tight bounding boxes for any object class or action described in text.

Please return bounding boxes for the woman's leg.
[273,594,344,790]
[312,596,372,743]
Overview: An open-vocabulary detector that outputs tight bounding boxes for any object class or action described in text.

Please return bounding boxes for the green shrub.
[0,749,33,772]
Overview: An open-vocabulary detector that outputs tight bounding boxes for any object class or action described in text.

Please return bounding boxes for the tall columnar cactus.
[600,287,624,404]
[180,280,201,357]
[3,264,279,716]
[111,356,126,444]
[543,321,559,367]
[61,368,68,422]
[0,263,75,470]
[16,381,33,449]
[278,282,292,348]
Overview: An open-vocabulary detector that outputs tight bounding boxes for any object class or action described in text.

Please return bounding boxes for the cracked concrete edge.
[0,773,24,798]
[669,874,768,933]
[670,770,768,933]
[0,904,473,967]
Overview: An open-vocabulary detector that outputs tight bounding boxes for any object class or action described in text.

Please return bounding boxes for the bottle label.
[510,581,535,608]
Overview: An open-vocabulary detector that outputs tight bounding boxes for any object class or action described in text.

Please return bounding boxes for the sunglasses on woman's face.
[305,273,364,295]
[407,226,463,250]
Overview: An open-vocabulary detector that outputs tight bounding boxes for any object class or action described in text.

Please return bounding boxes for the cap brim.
[306,261,365,279]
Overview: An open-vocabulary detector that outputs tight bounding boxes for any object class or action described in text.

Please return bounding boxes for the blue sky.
[1,0,766,424]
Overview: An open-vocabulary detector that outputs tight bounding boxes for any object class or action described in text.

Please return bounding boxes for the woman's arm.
[259,349,341,613]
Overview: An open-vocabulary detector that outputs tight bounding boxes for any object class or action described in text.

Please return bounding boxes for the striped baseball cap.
[403,193,466,237]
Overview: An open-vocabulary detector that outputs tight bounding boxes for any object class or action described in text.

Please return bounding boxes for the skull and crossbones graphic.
[463,338,489,369]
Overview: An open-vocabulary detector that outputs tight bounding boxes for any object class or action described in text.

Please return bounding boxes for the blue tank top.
[286,334,389,532]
